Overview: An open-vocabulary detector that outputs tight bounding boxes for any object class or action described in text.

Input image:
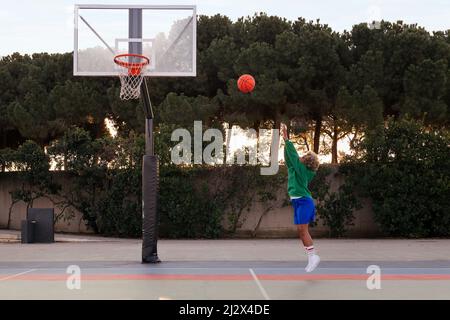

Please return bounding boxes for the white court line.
[249,268,270,300]
[0,269,36,281]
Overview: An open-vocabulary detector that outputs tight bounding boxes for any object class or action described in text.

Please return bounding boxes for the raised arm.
[281,123,307,175]
[281,124,294,168]
[280,123,289,141]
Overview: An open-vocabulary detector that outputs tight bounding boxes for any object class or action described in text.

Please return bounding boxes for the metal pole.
[128,9,142,61]
[141,79,160,263]
[129,9,160,263]
[145,119,154,156]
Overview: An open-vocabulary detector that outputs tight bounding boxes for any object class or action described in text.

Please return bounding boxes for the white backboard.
[74,5,197,77]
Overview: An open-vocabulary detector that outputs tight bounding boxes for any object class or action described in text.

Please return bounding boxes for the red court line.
[7,274,253,281]
[258,274,450,281]
[3,274,450,281]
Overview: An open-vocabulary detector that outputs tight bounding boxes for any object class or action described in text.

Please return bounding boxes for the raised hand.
[280,123,288,141]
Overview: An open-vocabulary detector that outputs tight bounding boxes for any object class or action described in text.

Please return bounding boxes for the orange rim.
[114,54,150,76]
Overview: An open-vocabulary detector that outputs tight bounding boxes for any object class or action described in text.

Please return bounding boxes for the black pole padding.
[140,77,159,263]
[142,155,161,263]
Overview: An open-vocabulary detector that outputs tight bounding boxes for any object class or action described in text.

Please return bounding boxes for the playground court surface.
[0,233,449,300]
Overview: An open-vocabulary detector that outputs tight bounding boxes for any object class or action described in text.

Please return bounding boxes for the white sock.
[305,245,316,257]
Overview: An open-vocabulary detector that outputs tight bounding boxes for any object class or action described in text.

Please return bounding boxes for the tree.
[1,53,109,146]
[7,141,59,228]
[50,79,110,137]
[342,118,450,237]
[201,36,240,96]
[0,53,33,149]
[402,59,448,124]
[232,13,291,48]
[334,85,384,160]
[6,76,63,146]
[348,21,448,120]
[1,15,449,165]
[197,14,234,51]
[289,19,348,155]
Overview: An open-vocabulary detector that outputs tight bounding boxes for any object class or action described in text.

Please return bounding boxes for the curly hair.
[300,151,320,171]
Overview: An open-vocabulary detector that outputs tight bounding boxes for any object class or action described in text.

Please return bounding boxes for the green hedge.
[158,167,223,238]
[1,129,289,238]
[0,137,372,238]
[341,118,450,237]
[3,120,449,238]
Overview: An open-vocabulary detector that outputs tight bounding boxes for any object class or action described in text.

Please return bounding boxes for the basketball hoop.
[114,53,150,100]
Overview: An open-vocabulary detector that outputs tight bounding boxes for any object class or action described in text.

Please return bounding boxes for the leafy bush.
[158,165,284,239]
[47,128,228,238]
[4,141,60,228]
[309,165,332,200]
[341,118,450,237]
[316,184,360,237]
[96,169,142,237]
[0,148,14,172]
[158,167,223,238]
[310,165,359,237]
[48,128,110,232]
[3,128,366,239]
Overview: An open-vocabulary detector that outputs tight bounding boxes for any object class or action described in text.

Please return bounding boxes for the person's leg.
[297,224,320,272]
[297,224,313,247]
[293,198,320,272]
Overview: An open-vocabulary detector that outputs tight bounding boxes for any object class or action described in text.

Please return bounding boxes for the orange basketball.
[237,74,256,93]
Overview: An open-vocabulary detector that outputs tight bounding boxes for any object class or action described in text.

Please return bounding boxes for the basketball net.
[114,54,150,100]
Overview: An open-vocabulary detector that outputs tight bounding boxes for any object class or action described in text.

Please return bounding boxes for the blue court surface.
[1,260,450,300]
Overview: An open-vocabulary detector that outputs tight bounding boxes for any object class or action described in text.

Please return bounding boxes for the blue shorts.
[291,197,315,225]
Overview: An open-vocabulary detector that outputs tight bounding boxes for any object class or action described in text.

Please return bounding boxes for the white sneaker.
[305,254,320,273]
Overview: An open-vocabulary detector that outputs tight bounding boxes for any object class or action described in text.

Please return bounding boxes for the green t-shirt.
[284,140,316,198]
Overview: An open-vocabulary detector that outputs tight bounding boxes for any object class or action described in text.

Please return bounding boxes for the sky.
[0,0,449,56]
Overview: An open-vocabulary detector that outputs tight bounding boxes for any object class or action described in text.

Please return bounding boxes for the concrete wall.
[0,170,382,237]
[226,191,380,238]
[227,166,381,238]
[0,173,91,234]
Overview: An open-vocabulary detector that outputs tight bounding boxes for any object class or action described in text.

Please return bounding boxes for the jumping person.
[281,123,320,272]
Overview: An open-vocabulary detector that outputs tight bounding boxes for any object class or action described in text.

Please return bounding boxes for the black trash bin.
[21,220,36,244]
[21,208,55,243]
